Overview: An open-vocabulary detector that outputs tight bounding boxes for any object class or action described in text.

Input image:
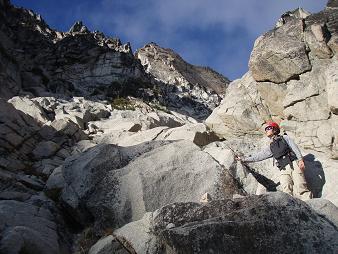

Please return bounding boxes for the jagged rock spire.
[275,7,311,28]
[69,21,90,33]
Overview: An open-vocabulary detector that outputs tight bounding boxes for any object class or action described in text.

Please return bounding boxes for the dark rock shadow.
[303,154,325,198]
[241,163,279,192]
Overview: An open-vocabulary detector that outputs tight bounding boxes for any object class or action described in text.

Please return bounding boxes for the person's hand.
[298,159,305,172]
[235,155,242,161]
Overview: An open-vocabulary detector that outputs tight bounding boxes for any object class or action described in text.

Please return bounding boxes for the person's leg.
[292,162,312,201]
[280,165,293,195]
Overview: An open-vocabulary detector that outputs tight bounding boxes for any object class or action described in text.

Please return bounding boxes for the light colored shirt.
[243,135,303,163]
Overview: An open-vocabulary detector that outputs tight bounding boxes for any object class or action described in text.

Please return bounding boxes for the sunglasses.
[265,126,273,131]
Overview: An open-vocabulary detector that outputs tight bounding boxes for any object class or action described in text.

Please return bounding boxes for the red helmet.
[265,121,280,131]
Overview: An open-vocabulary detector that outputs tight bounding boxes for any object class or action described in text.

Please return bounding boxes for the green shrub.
[111,97,135,110]
[149,102,171,114]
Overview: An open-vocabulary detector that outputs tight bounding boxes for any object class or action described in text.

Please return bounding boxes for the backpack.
[270,135,297,169]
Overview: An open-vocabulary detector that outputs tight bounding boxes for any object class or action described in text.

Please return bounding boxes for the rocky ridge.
[136,43,230,118]
[0,0,337,253]
[0,0,229,121]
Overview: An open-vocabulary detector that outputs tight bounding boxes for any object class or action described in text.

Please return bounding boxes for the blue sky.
[12,0,327,80]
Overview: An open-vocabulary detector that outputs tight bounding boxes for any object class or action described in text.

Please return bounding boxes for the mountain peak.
[275,7,311,28]
[68,21,90,34]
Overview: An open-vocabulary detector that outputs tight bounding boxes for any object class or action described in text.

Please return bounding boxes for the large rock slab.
[0,99,41,170]
[205,72,271,138]
[249,19,311,83]
[155,123,220,146]
[306,198,338,227]
[8,96,49,124]
[136,43,229,120]
[51,140,239,231]
[96,192,338,254]
[0,200,63,254]
[54,97,111,129]
[325,57,338,114]
[32,140,60,159]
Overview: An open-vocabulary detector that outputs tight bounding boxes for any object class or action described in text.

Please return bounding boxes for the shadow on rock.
[241,163,279,192]
[303,153,325,198]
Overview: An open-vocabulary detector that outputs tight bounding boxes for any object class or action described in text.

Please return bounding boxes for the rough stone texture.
[256,81,287,117]
[113,126,169,146]
[325,57,338,114]
[284,93,330,121]
[136,43,229,95]
[0,1,147,99]
[156,193,338,254]
[1,2,337,254]
[98,192,338,254]
[314,2,338,54]
[205,72,271,138]
[51,118,87,141]
[89,118,142,134]
[155,123,220,146]
[327,0,338,8]
[249,19,311,83]
[0,200,63,254]
[0,2,22,99]
[0,99,41,171]
[136,43,229,120]
[53,140,237,231]
[88,235,129,254]
[8,96,50,123]
[207,6,338,206]
[275,8,311,28]
[203,140,276,195]
[306,198,338,227]
[0,2,230,121]
[32,141,60,159]
[305,23,333,59]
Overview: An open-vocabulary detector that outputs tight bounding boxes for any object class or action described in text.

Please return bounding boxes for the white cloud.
[89,0,327,39]
[79,0,327,78]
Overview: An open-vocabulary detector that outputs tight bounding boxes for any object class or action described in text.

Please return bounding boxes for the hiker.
[235,121,312,201]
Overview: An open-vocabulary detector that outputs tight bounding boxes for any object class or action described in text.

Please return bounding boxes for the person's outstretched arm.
[239,146,273,163]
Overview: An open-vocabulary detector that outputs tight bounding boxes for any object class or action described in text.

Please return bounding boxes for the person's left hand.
[235,155,242,161]
[298,159,305,172]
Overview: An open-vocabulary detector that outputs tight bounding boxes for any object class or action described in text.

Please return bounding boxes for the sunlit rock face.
[206,3,338,204]
[0,2,230,121]
[136,43,230,119]
[0,0,338,253]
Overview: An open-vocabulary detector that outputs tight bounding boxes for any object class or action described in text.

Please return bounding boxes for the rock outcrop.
[90,192,338,254]
[0,1,148,100]
[136,43,230,119]
[0,0,337,253]
[206,2,338,205]
[0,1,229,121]
[46,140,242,232]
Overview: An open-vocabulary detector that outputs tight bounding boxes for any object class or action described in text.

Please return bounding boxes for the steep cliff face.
[0,0,337,254]
[207,5,338,154]
[206,3,338,204]
[0,1,147,100]
[0,1,229,120]
[136,43,229,118]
